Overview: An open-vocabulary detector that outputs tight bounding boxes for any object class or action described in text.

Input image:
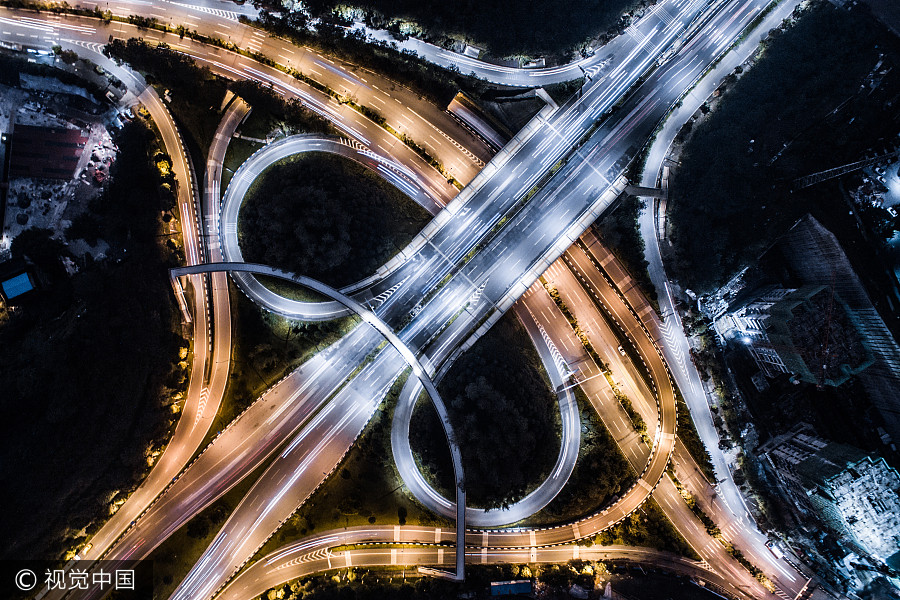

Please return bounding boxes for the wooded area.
[668,2,900,292]
[300,0,641,57]
[0,121,184,560]
[238,153,430,288]
[410,313,560,509]
[592,195,658,308]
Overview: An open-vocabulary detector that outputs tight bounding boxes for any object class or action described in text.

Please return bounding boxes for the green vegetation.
[410,313,560,509]
[528,388,635,525]
[668,1,900,292]
[591,498,699,560]
[674,392,716,482]
[592,196,658,309]
[255,561,618,600]
[237,153,430,288]
[613,386,649,442]
[0,121,185,561]
[299,0,642,57]
[221,138,262,195]
[252,372,450,564]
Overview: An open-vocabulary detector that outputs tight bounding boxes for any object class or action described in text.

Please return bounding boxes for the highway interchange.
[0,0,829,599]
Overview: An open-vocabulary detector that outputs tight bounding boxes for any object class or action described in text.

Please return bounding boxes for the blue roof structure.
[1,272,34,299]
[490,580,532,596]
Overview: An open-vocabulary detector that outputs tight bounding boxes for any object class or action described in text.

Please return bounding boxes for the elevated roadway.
[92,0,785,595]
[0,0,814,597]
[220,541,747,600]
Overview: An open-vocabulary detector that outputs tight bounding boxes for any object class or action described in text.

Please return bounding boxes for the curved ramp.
[218,135,442,320]
[170,260,468,579]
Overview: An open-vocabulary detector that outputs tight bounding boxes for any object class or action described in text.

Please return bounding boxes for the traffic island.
[409,312,561,510]
[237,152,431,290]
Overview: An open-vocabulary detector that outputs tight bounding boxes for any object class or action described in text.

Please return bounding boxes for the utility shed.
[0,257,36,302]
[490,580,533,596]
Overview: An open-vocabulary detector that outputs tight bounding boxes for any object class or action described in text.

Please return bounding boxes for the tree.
[11,227,68,278]
[66,213,102,246]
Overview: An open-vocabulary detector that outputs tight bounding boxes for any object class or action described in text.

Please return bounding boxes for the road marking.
[434,527,441,543]
[344,551,351,566]
[390,549,397,565]
[394,525,400,542]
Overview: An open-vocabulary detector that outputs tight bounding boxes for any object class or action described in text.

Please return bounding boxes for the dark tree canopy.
[238,153,429,288]
[303,0,641,57]
[0,121,183,560]
[669,3,900,292]
[410,314,560,509]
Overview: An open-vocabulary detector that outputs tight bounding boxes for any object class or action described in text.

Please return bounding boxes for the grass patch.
[253,275,329,303]
[221,138,263,195]
[525,388,636,525]
[410,312,561,509]
[592,195,659,311]
[238,153,431,289]
[674,390,716,482]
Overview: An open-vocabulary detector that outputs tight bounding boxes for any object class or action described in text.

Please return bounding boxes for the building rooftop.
[716,284,874,385]
[764,424,900,561]
[0,257,36,302]
[794,442,870,487]
[9,123,88,180]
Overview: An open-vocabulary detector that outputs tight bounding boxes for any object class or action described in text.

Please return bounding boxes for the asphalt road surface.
[1,0,821,598]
